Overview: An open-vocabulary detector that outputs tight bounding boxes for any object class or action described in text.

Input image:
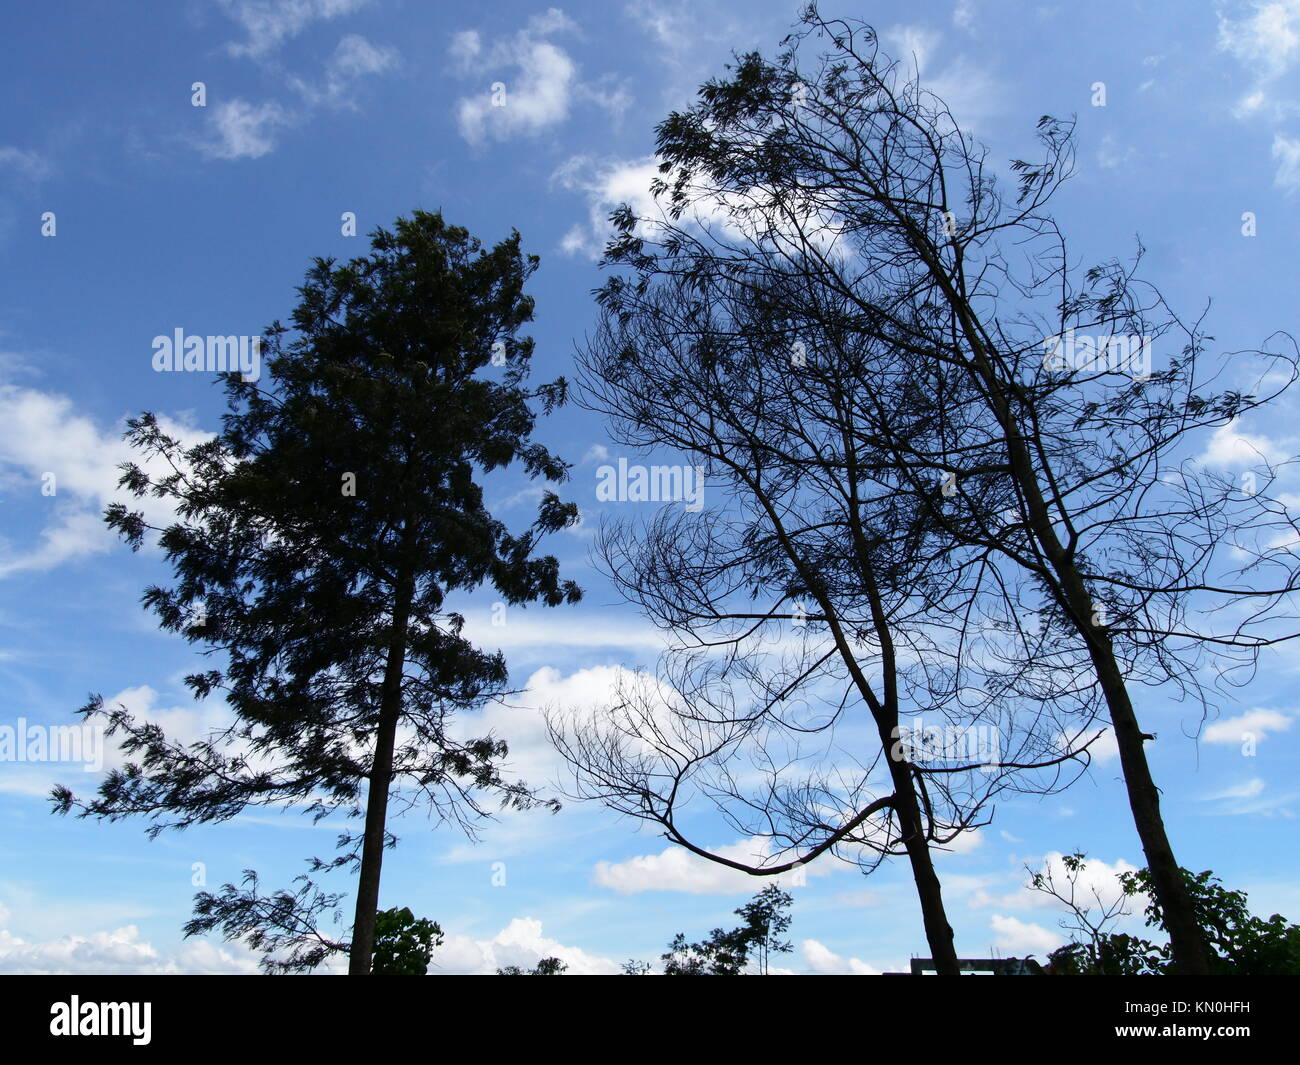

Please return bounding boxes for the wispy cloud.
[219,0,372,59]
[203,99,290,160]
[0,147,50,181]
[287,32,398,108]
[1204,708,1293,745]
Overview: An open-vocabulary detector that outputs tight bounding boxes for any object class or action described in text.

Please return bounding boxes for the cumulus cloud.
[988,913,1058,955]
[446,664,645,798]
[552,155,661,258]
[0,386,209,578]
[1197,418,1287,467]
[970,851,1142,914]
[934,828,985,856]
[449,10,627,146]
[0,923,260,974]
[594,837,826,895]
[204,99,292,160]
[801,938,876,974]
[434,916,620,974]
[0,684,235,799]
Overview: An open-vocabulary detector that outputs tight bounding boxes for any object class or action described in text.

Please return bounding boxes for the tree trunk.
[1085,641,1211,974]
[886,751,960,974]
[1013,463,1212,974]
[945,308,1214,976]
[348,571,414,975]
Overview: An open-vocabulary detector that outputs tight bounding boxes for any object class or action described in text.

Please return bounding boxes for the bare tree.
[552,250,1109,973]
[575,4,1300,972]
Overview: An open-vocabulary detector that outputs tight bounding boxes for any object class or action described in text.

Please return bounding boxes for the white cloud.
[433,916,620,974]
[1202,776,1295,816]
[0,684,235,798]
[0,386,209,577]
[934,828,984,856]
[219,0,371,59]
[801,938,875,974]
[446,664,643,800]
[882,24,1002,131]
[1273,132,1300,191]
[970,851,1141,914]
[1206,777,1266,800]
[1219,2,1300,120]
[450,10,625,146]
[554,146,849,261]
[594,837,826,895]
[988,913,1058,954]
[1197,418,1287,467]
[1097,133,1137,171]
[624,0,699,54]
[204,99,291,160]
[0,923,260,974]
[884,25,939,74]
[451,11,573,145]
[1204,708,1293,745]
[289,33,398,108]
[1219,0,1300,81]
[1053,725,1120,763]
[461,612,666,655]
[553,155,662,258]
[209,4,395,159]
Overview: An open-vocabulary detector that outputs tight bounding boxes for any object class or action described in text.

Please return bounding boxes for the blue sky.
[1,0,1298,974]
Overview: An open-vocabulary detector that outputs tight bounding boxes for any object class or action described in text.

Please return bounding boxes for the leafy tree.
[372,906,443,975]
[52,210,581,974]
[645,885,794,975]
[1034,854,1300,975]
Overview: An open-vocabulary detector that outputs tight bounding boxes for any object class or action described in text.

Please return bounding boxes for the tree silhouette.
[53,210,581,973]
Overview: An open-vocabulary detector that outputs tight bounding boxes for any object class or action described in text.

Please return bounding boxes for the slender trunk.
[1085,635,1211,974]
[939,293,1214,976]
[890,759,960,974]
[348,570,414,975]
[1006,443,1212,974]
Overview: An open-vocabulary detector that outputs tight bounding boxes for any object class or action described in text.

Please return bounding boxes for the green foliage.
[1117,866,1300,976]
[372,906,443,976]
[1039,857,1300,975]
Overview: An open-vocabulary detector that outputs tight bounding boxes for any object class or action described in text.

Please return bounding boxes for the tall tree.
[52,210,581,974]
[591,4,1300,972]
